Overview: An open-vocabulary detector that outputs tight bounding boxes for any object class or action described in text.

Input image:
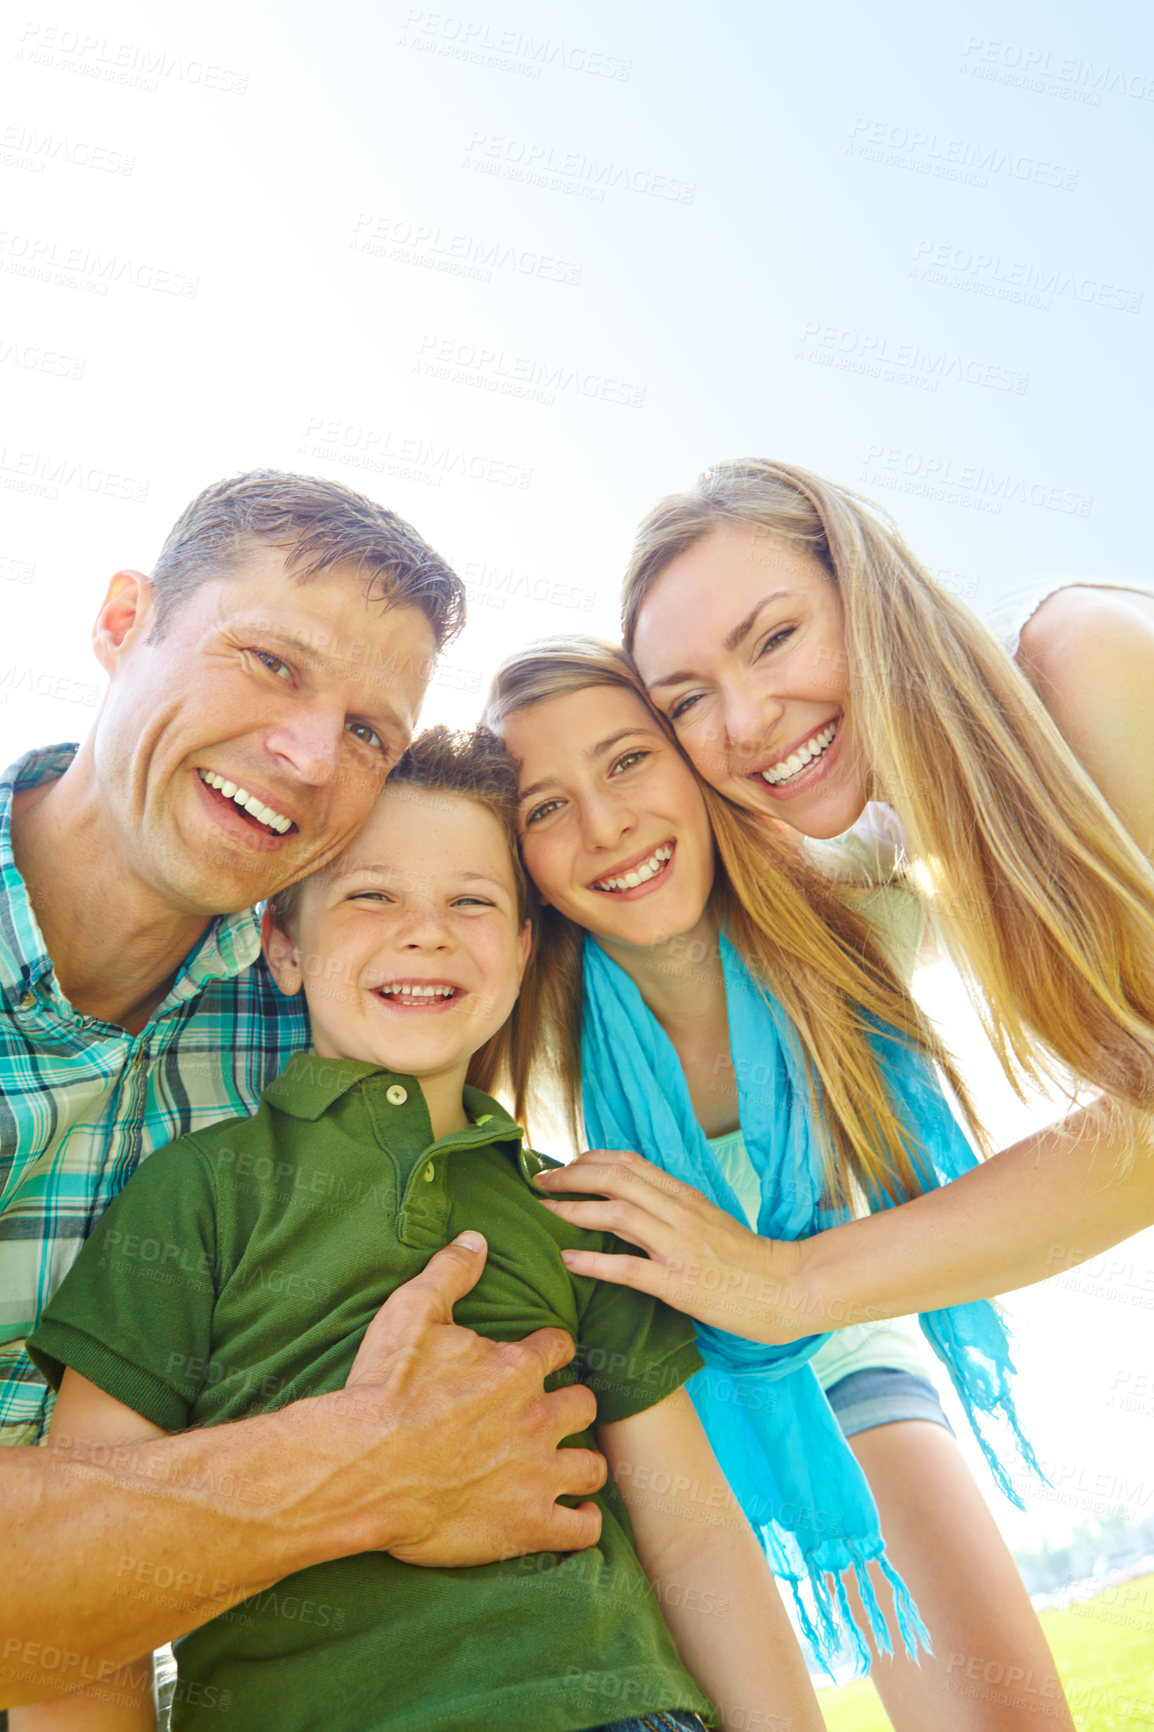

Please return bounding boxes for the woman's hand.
[535,1147,807,1343]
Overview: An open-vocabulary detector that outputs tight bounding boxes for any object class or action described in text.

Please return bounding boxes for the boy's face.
[265,784,531,1092]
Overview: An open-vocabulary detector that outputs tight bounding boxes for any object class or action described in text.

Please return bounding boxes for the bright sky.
[2,0,1152,1553]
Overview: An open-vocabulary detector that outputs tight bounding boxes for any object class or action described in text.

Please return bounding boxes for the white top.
[704,1127,931,1391]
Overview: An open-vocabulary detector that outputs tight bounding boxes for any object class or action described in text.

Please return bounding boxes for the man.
[1,472,604,1704]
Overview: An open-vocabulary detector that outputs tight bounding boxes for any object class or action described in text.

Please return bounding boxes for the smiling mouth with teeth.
[592,843,674,894]
[198,769,295,835]
[375,981,464,1008]
[756,721,838,788]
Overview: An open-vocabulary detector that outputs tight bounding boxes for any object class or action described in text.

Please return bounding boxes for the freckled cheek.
[677,731,726,782]
[534,842,575,909]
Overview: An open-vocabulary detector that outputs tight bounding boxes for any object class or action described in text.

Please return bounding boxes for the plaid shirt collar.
[0,742,263,1017]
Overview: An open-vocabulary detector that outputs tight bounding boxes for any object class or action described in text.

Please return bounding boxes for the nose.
[718,677,783,773]
[394,897,453,951]
[263,705,346,786]
[577,785,636,853]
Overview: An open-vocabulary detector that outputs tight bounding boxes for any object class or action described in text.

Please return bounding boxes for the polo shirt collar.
[0,743,265,1014]
[265,1054,540,1170]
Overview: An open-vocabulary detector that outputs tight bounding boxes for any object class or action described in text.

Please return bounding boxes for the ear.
[261,903,304,996]
[91,570,154,675]
[514,918,533,989]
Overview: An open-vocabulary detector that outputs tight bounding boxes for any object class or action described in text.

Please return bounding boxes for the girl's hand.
[535,1147,805,1343]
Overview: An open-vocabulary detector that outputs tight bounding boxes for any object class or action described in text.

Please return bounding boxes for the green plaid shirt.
[0,744,309,1441]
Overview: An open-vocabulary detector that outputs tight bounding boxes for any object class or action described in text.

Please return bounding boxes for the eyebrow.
[329,864,507,887]
[645,591,799,689]
[517,727,655,806]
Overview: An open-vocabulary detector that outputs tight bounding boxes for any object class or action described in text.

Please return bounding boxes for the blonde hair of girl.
[484,636,982,1210]
[621,459,1154,1158]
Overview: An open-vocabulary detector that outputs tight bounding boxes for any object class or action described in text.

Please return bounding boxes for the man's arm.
[600,1389,823,1732]
[1,1232,606,1709]
[11,1373,161,1726]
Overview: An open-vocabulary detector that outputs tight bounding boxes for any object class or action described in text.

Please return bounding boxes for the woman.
[533,460,1154,1347]
[484,640,1075,1731]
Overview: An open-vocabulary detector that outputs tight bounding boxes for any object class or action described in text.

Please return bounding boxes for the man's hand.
[337,1230,607,1566]
[0,1234,606,1690]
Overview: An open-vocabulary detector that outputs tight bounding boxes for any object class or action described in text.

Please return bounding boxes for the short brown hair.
[267,724,529,934]
[388,725,529,925]
[149,469,465,648]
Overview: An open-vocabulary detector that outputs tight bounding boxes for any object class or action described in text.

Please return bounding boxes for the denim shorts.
[580,1716,708,1732]
[824,1366,955,1439]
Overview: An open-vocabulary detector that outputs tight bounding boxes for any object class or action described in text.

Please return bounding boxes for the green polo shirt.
[28,1055,713,1732]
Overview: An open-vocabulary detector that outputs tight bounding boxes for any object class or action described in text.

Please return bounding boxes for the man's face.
[91,543,436,915]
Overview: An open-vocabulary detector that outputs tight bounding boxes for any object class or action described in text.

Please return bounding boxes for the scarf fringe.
[775,1540,933,1679]
[925,1320,1048,1509]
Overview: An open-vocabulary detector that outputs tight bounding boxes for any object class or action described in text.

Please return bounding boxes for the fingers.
[537,1498,604,1554]
[536,1150,693,1216]
[558,1247,668,1298]
[552,1443,609,1499]
[539,1194,664,1253]
[384,1231,490,1326]
[346,1235,490,1384]
[511,1324,579,1380]
[539,1378,599,1444]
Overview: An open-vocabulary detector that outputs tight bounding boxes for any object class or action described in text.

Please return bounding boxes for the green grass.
[816,1572,1154,1730]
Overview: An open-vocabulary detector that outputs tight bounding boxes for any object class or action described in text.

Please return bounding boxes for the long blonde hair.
[622,459,1154,1142]
[484,636,983,1209]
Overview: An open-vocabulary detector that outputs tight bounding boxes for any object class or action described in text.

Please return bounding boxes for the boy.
[18,729,821,1732]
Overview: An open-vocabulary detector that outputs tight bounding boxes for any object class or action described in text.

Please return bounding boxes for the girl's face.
[630,520,870,840]
[501,683,716,954]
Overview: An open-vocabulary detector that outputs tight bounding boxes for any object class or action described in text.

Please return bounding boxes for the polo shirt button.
[423,1163,435,1182]
[386,1084,408,1105]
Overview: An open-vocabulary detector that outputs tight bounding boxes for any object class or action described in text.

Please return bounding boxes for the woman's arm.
[538,1096,1154,1340]
[1016,585,1154,858]
[10,1372,164,1729]
[599,1388,823,1732]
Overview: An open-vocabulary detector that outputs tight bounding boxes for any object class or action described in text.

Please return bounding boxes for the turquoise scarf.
[581,932,1039,1673]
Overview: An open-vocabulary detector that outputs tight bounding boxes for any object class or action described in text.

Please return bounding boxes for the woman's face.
[501,683,716,953]
[630,521,870,840]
